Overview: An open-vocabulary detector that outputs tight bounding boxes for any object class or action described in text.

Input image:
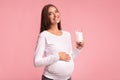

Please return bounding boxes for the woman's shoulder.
[62,30,71,36]
[39,31,47,37]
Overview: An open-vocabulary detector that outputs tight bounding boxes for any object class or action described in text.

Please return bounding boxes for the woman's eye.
[55,10,58,13]
[48,12,53,16]
[48,13,51,15]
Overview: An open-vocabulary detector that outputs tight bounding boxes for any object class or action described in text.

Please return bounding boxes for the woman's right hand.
[58,52,71,62]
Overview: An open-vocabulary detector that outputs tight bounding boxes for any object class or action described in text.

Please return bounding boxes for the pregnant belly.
[46,60,74,76]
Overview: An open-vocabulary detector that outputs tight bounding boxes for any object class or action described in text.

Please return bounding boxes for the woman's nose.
[54,13,57,17]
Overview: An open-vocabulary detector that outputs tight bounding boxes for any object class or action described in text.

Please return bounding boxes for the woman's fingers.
[76,41,85,49]
[59,52,71,61]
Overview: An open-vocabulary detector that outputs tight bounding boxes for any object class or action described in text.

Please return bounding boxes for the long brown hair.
[40,4,62,33]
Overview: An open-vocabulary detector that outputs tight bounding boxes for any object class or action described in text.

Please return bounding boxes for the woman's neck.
[47,24,62,36]
[49,24,60,32]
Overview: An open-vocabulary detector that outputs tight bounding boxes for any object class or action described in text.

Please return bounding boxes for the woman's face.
[48,6,61,25]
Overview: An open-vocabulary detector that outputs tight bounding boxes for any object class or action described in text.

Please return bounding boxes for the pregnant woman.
[34,4,84,80]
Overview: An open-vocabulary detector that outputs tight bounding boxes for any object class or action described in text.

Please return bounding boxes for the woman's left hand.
[76,40,85,50]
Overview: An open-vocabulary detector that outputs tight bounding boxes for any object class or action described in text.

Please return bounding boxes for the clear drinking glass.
[75,28,83,43]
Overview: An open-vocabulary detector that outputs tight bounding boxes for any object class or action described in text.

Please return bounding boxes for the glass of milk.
[75,31,83,42]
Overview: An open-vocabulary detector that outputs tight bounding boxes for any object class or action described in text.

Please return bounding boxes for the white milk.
[75,31,83,42]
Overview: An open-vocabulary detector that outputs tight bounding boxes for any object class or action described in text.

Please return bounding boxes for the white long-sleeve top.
[34,30,80,80]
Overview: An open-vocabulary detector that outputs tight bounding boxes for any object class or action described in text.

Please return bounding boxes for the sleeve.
[68,32,81,60]
[34,33,59,67]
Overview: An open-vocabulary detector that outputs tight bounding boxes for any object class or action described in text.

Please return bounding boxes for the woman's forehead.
[48,6,57,12]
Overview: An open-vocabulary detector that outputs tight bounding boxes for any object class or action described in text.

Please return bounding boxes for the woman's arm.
[34,33,59,67]
[68,33,84,60]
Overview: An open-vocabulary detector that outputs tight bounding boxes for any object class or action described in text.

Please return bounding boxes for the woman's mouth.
[54,17,60,22]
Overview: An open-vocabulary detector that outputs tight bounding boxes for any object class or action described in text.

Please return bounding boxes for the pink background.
[0,0,120,80]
